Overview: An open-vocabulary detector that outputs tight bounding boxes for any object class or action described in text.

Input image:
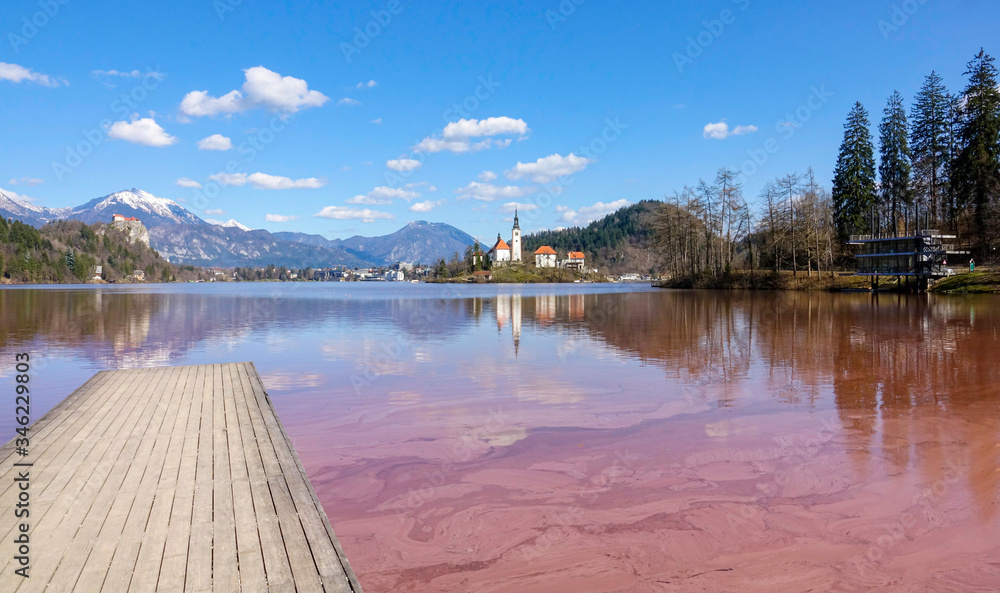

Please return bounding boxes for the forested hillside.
[522,201,668,274]
[0,218,205,283]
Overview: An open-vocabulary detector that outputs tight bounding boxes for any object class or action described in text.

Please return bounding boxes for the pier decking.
[0,362,363,592]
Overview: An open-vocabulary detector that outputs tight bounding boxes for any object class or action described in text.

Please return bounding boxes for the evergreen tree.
[953,49,1000,254]
[910,71,953,226]
[879,91,912,235]
[832,102,878,244]
[64,248,75,270]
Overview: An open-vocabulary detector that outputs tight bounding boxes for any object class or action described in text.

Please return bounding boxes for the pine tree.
[910,71,953,227]
[879,91,912,235]
[64,248,75,270]
[953,49,1000,254]
[832,102,878,244]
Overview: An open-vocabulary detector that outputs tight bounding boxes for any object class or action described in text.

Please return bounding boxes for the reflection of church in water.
[489,293,586,356]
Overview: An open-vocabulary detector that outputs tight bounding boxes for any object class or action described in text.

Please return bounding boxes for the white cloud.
[356,80,377,89]
[108,117,177,147]
[479,170,497,182]
[175,177,202,188]
[347,186,419,205]
[386,158,422,172]
[205,208,225,215]
[455,182,537,202]
[207,172,324,189]
[8,177,43,186]
[197,134,233,151]
[209,172,248,186]
[371,118,383,124]
[703,121,758,140]
[247,172,325,190]
[505,153,593,183]
[179,66,329,119]
[0,63,67,87]
[414,116,529,153]
[557,199,631,225]
[339,97,361,106]
[500,202,539,213]
[409,199,446,213]
[265,213,297,222]
[314,206,394,222]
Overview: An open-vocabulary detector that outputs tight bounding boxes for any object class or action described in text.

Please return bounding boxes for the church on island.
[486,210,586,270]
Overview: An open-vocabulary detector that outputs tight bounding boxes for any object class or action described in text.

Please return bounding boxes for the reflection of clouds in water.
[412,346,433,363]
[514,381,585,405]
[262,372,326,391]
[320,341,355,361]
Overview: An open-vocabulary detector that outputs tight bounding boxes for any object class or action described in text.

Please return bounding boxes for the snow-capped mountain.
[0,188,70,226]
[67,189,206,227]
[220,219,252,232]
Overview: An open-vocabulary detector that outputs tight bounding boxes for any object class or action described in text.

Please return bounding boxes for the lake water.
[1,283,998,592]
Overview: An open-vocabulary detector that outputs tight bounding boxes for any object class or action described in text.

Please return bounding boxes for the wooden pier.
[0,362,363,592]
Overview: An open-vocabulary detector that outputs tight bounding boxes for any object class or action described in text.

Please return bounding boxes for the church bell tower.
[511,209,522,262]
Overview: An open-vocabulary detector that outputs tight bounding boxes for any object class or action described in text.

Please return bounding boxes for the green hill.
[522,200,667,275]
[0,218,205,284]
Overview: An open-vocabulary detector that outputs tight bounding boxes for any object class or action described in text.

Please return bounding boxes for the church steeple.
[513,209,520,230]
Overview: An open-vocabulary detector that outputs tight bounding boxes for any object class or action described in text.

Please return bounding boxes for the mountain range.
[0,188,475,268]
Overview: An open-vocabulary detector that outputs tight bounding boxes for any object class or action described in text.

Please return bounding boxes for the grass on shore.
[929,272,1000,293]
[657,270,873,291]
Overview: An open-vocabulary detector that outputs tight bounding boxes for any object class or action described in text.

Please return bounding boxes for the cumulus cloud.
[179,66,329,119]
[314,206,394,222]
[415,117,529,153]
[208,172,325,189]
[346,186,419,205]
[386,158,422,172]
[265,213,297,222]
[505,153,593,183]
[339,97,361,106]
[703,121,758,140]
[247,172,325,190]
[197,134,233,151]
[175,177,202,188]
[479,170,497,182]
[108,117,177,147]
[356,80,377,89]
[204,208,225,215]
[409,199,446,213]
[455,182,537,202]
[557,199,631,225]
[0,63,67,87]
[8,177,43,186]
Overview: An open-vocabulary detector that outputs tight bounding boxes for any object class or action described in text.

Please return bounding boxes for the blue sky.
[1,0,997,242]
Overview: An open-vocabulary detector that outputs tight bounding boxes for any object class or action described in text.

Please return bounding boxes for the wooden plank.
[186,363,216,593]
[211,364,240,592]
